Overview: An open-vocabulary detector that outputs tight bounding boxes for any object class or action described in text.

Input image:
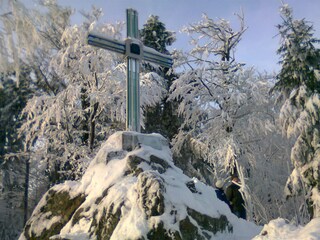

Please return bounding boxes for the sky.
[54,0,320,73]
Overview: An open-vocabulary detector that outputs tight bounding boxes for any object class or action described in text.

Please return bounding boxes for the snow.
[22,131,264,239]
[21,182,77,238]
[253,218,320,240]
[312,188,320,218]
[21,131,320,239]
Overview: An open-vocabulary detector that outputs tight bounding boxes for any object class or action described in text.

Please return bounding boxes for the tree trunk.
[89,102,99,150]
[24,157,30,225]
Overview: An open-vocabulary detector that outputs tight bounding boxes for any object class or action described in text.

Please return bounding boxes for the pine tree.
[140,15,180,140]
[140,15,175,54]
[275,5,320,94]
[275,4,320,220]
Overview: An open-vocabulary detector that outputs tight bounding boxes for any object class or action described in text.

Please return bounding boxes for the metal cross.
[87,9,173,132]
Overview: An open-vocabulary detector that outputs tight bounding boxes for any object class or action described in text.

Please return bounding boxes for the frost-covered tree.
[274,4,320,220]
[21,9,125,184]
[18,6,166,186]
[170,12,247,173]
[0,0,72,89]
[0,0,72,237]
[0,74,28,238]
[0,4,167,236]
[170,12,287,222]
[0,69,37,236]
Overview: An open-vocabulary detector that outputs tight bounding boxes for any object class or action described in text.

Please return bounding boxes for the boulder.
[19,132,260,240]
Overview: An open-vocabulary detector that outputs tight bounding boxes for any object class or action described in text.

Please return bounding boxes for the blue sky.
[56,0,320,73]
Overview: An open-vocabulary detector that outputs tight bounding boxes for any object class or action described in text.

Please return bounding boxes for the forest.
[0,0,320,239]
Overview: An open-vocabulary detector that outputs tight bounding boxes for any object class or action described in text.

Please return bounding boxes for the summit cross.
[87,9,173,132]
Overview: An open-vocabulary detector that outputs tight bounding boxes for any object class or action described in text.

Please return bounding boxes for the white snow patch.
[253,217,320,240]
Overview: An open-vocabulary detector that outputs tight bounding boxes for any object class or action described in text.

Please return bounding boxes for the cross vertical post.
[126,9,140,132]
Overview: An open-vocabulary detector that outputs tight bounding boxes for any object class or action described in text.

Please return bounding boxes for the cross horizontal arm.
[88,33,126,55]
[143,46,173,68]
[87,33,173,68]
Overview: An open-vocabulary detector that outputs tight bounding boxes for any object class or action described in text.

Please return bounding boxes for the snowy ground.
[253,217,320,240]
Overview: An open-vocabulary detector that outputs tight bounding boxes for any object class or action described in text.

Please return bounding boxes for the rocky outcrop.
[21,185,85,240]
[19,132,259,240]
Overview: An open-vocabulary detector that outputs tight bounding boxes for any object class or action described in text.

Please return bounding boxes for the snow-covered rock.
[19,132,260,240]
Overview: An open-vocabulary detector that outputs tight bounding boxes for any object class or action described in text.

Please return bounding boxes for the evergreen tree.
[0,60,53,237]
[140,15,175,54]
[0,73,26,239]
[275,5,320,94]
[0,1,72,237]
[140,15,180,140]
[275,4,320,220]
[0,68,35,155]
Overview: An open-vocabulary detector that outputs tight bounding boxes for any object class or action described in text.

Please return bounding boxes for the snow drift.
[253,218,320,240]
[19,131,261,240]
